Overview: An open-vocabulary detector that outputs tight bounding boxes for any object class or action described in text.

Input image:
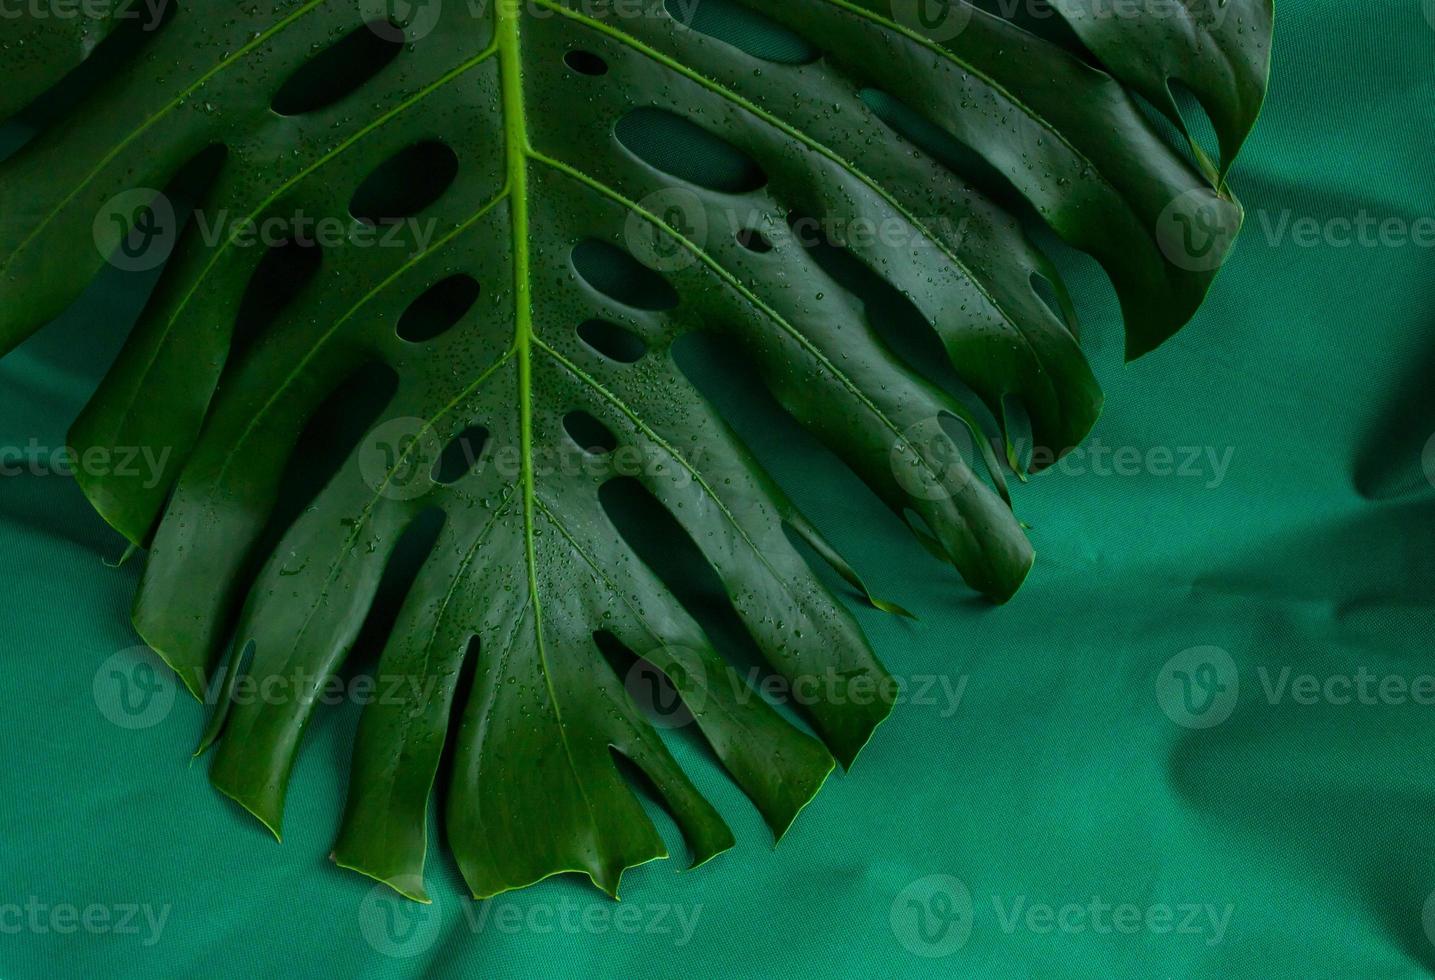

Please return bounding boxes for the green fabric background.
[3,3,1434,977]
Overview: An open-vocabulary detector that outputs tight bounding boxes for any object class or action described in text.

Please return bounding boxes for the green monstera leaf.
[0,0,1271,902]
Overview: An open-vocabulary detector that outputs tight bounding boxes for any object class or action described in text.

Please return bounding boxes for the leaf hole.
[346,506,448,669]
[431,425,490,485]
[230,236,323,363]
[564,49,609,76]
[397,274,481,343]
[614,108,767,194]
[271,21,406,116]
[664,0,821,65]
[349,141,460,224]
[736,228,774,253]
[564,411,618,455]
[571,240,679,311]
[577,319,647,363]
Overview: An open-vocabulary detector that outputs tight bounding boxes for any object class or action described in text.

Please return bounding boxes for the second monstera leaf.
[0,0,1271,901]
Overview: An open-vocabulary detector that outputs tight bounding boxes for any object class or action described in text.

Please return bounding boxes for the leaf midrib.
[501,4,601,836]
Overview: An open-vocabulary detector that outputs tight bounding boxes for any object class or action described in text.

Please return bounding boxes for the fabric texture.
[3,3,1434,977]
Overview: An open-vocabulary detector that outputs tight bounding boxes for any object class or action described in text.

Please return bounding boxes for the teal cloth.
[3,3,1435,977]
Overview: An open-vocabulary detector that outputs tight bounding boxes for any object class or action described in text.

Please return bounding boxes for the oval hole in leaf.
[564,49,609,76]
[615,109,767,194]
[571,241,679,311]
[271,22,405,117]
[397,274,481,343]
[231,236,323,362]
[431,425,490,485]
[665,0,820,65]
[350,141,460,224]
[564,411,618,455]
[736,228,774,253]
[577,319,647,363]
[346,506,448,668]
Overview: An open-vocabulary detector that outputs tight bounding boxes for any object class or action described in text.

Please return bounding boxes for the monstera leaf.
[0,0,1271,902]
